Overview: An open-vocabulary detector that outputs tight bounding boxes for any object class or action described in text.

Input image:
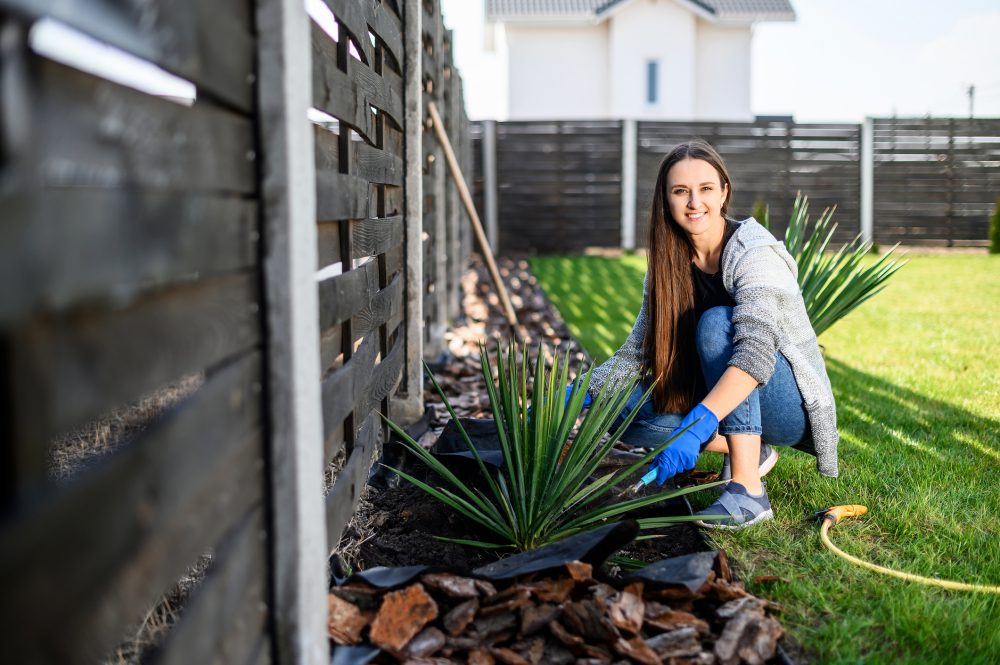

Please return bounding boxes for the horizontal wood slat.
[318,274,403,374]
[0,352,264,664]
[10,272,261,447]
[0,0,254,111]
[311,22,403,142]
[316,170,371,221]
[319,0,403,68]
[317,258,380,331]
[26,56,255,194]
[325,413,379,549]
[0,189,256,323]
[315,126,404,186]
[150,507,269,665]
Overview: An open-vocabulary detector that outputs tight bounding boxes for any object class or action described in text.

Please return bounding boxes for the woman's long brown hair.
[645,140,733,413]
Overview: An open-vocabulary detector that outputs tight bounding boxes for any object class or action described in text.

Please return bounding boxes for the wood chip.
[645,626,703,658]
[443,597,479,636]
[490,646,530,665]
[548,620,584,648]
[474,579,498,596]
[565,560,593,581]
[481,589,532,616]
[327,593,371,645]
[468,648,496,665]
[471,611,518,640]
[613,637,662,665]
[369,583,439,652]
[607,583,645,634]
[527,578,574,603]
[708,579,750,603]
[716,596,766,620]
[520,603,560,636]
[714,612,783,665]
[403,626,446,658]
[421,572,480,598]
[510,637,545,665]
[644,604,710,634]
[561,600,620,643]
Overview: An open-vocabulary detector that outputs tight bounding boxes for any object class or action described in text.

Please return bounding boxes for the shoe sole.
[694,509,775,531]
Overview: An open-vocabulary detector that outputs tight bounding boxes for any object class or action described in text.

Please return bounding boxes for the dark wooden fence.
[474,118,1000,253]
[0,0,470,662]
[493,121,623,254]
[635,121,860,247]
[873,118,1000,245]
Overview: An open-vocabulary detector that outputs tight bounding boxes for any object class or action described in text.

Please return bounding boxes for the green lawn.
[530,254,1000,664]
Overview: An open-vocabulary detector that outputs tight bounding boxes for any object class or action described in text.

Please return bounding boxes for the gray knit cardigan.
[588,217,839,477]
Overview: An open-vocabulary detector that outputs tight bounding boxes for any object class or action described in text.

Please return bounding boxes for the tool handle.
[640,468,657,488]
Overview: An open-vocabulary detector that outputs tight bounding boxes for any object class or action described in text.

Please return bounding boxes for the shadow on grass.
[825,356,1000,473]
[529,257,646,363]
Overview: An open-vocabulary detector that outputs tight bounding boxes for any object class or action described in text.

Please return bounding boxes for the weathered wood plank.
[9,273,261,448]
[0,0,254,111]
[311,23,403,141]
[317,258,380,331]
[0,352,265,664]
[24,56,255,193]
[354,215,404,257]
[314,125,404,186]
[325,413,379,549]
[0,189,256,323]
[149,507,269,665]
[316,169,371,221]
[318,271,402,359]
[320,329,378,440]
[321,0,403,67]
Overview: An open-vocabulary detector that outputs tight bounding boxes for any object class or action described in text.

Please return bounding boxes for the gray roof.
[486,0,795,22]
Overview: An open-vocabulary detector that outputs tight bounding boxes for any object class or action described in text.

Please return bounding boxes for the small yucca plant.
[384,339,720,552]
[762,193,906,337]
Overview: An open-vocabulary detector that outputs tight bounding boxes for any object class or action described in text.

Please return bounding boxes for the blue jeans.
[611,306,809,448]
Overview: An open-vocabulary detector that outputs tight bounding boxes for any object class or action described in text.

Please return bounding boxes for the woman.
[586,140,838,530]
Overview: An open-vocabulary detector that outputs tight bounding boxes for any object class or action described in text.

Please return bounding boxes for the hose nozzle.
[815,504,868,526]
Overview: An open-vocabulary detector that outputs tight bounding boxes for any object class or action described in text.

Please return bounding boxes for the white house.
[485,0,795,121]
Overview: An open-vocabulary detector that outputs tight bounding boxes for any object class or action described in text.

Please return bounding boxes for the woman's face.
[665,157,729,241]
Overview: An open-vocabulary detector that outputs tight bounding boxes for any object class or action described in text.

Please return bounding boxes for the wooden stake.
[427,101,519,331]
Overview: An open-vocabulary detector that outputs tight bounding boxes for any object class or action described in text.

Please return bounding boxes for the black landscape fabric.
[623,550,719,592]
[472,520,639,580]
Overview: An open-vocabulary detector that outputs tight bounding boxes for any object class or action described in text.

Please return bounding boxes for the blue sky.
[441,0,1000,122]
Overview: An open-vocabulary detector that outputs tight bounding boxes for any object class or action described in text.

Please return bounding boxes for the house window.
[646,60,658,104]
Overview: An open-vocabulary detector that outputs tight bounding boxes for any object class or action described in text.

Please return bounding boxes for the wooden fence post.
[255,0,327,662]
[392,0,425,424]
[860,116,874,245]
[621,119,637,250]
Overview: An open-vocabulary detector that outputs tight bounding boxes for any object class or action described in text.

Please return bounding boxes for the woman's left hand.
[652,403,719,484]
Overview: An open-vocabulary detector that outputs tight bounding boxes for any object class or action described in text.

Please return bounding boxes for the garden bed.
[332,256,791,664]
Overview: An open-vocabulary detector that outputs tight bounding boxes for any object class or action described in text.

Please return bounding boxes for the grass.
[530,253,1000,664]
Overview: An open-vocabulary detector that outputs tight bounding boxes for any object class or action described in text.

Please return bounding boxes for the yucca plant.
[383,339,721,552]
[761,193,906,337]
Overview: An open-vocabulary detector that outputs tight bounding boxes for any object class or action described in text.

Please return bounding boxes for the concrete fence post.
[621,119,637,250]
[861,116,874,245]
[391,0,424,424]
[254,0,327,661]
[482,119,499,252]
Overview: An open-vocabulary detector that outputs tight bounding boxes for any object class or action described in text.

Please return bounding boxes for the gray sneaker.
[718,443,778,482]
[694,482,774,530]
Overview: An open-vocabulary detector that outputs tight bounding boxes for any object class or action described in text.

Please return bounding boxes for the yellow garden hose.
[817,505,1000,594]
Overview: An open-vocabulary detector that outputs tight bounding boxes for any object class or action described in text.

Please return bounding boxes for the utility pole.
[967,85,975,118]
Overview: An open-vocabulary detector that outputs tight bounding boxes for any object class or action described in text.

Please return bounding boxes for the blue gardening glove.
[565,384,593,410]
[652,403,719,485]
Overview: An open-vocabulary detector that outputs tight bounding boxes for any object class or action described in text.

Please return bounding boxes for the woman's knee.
[695,306,734,360]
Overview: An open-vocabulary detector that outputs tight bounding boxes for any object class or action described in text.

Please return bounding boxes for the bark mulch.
[334,255,789,664]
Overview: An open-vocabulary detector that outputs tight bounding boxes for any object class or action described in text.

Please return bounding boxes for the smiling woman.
[584,139,839,530]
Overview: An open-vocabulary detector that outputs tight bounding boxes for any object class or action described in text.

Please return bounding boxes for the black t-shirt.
[691,221,737,319]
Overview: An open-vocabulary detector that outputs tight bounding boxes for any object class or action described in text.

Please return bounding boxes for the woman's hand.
[652,403,719,484]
